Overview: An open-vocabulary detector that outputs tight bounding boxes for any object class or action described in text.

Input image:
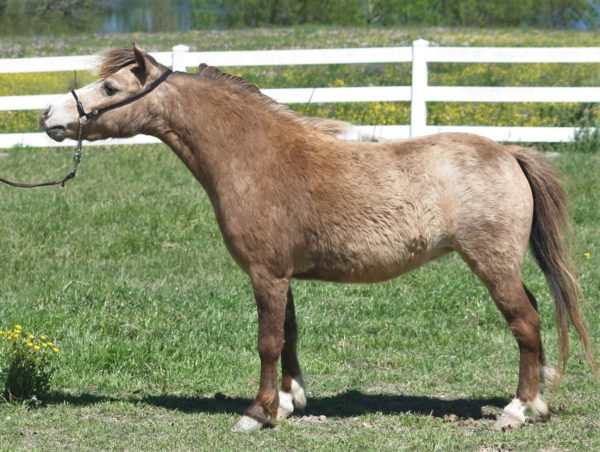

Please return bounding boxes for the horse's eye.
[104,82,118,96]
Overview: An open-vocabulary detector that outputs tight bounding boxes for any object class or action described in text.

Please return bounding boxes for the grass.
[0,143,598,450]
[0,25,599,450]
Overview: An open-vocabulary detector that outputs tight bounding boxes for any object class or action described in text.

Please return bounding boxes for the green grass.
[0,144,598,450]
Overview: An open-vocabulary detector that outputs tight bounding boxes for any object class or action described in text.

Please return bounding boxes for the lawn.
[0,26,599,450]
[0,143,598,450]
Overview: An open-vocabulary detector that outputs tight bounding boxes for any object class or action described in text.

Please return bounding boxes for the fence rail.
[1,41,599,149]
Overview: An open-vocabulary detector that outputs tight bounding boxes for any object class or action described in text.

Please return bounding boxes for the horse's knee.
[258,334,284,361]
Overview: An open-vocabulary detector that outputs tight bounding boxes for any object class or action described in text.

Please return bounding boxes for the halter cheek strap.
[71,89,97,121]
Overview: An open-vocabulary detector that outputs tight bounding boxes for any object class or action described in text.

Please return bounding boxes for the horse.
[40,45,596,432]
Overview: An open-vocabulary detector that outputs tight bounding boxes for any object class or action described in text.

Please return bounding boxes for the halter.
[0,68,172,189]
[71,68,172,122]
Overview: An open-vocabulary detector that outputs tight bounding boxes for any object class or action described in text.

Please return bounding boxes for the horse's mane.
[97,48,349,137]
[196,63,348,137]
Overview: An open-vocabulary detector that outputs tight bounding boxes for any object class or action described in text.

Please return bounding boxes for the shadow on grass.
[48,390,507,420]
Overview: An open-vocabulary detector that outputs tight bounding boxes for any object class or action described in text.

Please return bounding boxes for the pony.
[40,45,595,431]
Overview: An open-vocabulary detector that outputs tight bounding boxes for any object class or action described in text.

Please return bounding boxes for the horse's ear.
[132,44,148,83]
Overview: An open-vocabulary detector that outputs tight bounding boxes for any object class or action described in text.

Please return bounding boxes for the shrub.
[0,324,60,402]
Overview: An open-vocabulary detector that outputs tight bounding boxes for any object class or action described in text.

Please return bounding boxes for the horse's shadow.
[49,390,506,420]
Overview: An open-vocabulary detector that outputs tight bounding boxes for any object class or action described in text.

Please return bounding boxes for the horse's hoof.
[495,398,526,430]
[277,390,294,419]
[231,415,265,432]
[495,412,525,430]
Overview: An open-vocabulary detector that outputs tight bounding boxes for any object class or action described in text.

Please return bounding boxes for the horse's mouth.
[45,125,67,142]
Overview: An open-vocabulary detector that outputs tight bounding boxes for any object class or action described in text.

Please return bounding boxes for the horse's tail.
[511,146,597,385]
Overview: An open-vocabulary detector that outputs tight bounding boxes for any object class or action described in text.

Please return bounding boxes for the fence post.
[410,39,429,137]
[172,44,190,72]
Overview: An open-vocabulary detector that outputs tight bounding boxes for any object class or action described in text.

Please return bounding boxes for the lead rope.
[1,67,171,189]
[0,117,86,189]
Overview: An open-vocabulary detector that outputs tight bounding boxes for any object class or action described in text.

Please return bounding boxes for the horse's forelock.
[96,48,138,79]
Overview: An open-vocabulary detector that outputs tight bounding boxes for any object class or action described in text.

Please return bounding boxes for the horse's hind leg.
[523,284,558,387]
[277,286,307,419]
[474,271,550,429]
[459,227,550,427]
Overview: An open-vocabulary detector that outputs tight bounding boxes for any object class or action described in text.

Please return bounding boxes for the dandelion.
[583,252,591,259]
[26,341,33,348]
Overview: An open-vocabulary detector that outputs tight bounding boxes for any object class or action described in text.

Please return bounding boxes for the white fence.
[1,40,599,148]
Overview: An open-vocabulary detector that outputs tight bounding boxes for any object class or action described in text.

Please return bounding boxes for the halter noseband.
[71,68,172,121]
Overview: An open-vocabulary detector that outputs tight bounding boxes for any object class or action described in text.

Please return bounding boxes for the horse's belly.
[294,237,452,283]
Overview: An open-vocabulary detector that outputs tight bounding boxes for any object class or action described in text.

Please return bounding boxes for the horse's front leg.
[277,286,307,419]
[232,272,288,432]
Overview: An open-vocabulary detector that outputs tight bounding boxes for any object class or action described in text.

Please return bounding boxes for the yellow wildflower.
[52,348,59,353]
[583,252,591,259]
[15,324,22,330]
[33,345,40,351]
[26,342,33,347]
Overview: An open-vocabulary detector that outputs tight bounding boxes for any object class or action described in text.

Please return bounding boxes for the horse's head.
[40,45,170,142]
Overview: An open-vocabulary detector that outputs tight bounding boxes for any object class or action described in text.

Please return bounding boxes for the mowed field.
[0,27,599,450]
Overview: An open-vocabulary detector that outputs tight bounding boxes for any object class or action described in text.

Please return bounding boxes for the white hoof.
[231,415,264,433]
[495,398,526,430]
[495,394,550,430]
[277,391,294,419]
[291,376,307,409]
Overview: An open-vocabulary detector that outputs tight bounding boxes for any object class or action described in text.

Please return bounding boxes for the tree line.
[1,0,598,35]
[195,0,598,28]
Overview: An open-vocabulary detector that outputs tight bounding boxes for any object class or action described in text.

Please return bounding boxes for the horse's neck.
[154,75,295,204]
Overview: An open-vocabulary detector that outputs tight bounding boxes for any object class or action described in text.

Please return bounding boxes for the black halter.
[71,68,172,121]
